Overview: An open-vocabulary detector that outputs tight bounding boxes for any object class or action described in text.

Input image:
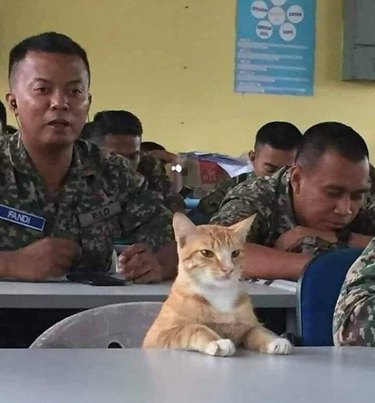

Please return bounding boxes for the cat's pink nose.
[221,268,233,277]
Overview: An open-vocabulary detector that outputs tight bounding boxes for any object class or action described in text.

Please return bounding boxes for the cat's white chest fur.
[202,282,244,312]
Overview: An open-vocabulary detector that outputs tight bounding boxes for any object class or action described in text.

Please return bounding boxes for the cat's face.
[173,214,254,288]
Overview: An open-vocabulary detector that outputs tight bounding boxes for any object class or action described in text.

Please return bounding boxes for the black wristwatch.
[335,228,351,247]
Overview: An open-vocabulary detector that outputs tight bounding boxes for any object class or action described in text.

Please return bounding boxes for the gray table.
[0,280,296,309]
[0,347,372,403]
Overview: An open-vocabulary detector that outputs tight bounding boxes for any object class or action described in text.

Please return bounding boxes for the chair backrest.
[30,302,162,349]
[297,247,363,346]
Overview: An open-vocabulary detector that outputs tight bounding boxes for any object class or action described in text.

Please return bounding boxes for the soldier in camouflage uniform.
[139,141,185,212]
[1,32,176,284]
[0,132,173,273]
[188,121,302,224]
[137,151,185,213]
[85,110,185,213]
[0,31,180,347]
[140,141,177,167]
[333,238,375,346]
[212,122,375,280]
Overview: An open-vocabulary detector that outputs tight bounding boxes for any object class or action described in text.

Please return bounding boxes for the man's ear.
[6,93,18,116]
[290,165,303,195]
[249,150,255,164]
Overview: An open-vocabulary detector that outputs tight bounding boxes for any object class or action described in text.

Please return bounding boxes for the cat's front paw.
[266,338,292,355]
[205,339,236,357]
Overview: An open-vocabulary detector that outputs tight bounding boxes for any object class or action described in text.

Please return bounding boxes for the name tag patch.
[0,204,46,232]
[78,202,121,227]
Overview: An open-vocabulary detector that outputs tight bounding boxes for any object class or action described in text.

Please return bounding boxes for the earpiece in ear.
[11,100,17,110]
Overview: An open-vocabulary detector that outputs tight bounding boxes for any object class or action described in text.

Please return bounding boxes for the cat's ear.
[173,213,197,242]
[229,215,256,243]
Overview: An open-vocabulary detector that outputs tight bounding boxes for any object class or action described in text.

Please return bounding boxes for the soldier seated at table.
[188,121,303,224]
[82,111,185,213]
[212,122,375,281]
[0,32,178,284]
[0,31,181,347]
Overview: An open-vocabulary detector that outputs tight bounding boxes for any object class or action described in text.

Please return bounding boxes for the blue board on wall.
[235,0,317,96]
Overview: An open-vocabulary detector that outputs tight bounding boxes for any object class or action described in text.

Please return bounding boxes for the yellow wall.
[1,0,375,157]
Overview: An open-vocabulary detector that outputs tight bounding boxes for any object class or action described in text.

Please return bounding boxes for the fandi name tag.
[78,202,121,227]
[0,204,46,232]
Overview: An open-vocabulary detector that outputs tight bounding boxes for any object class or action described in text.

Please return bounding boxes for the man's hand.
[275,226,336,252]
[3,238,81,281]
[149,150,177,164]
[118,243,162,283]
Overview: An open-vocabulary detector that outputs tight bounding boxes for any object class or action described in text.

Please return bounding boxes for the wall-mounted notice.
[235,0,316,96]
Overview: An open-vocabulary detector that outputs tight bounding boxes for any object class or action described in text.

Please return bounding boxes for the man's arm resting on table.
[242,243,313,281]
[0,239,80,280]
[155,241,178,281]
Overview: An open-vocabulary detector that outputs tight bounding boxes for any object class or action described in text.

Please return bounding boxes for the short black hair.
[9,32,90,83]
[141,141,166,152]
[0,101,6,130]
[295,122,369,167]
[255,121,302,150]
[80,121,102,143]
[93,110,143,140]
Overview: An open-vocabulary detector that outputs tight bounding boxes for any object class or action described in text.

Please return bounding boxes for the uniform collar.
[8,132,96,177]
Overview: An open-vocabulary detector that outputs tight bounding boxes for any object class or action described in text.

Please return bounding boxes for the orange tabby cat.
[143,213,292,356]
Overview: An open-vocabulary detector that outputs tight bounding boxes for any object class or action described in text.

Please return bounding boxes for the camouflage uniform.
[197,171,255,215]
[333,238,375,346]
[186,171,255,225]
[0,133,173,270]
[211,167,375,255]
[137,153,185,212]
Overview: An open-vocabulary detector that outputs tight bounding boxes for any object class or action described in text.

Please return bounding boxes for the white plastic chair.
[30,302,162,349]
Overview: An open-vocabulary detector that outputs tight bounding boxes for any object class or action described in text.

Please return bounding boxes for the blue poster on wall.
[235,0,316,96]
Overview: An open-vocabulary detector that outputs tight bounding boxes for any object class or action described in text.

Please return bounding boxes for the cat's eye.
[231,250,241,259]
[200,249,214,258]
